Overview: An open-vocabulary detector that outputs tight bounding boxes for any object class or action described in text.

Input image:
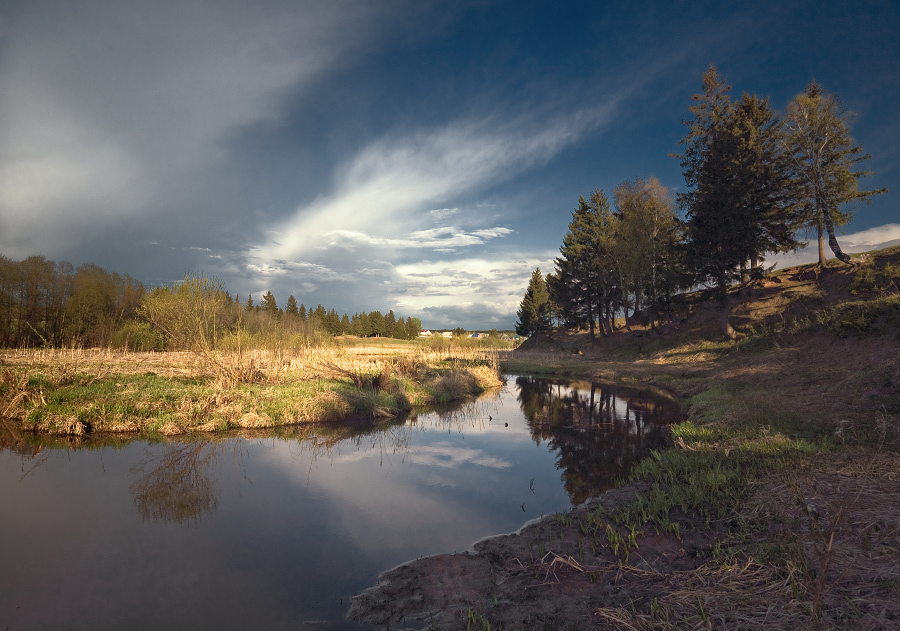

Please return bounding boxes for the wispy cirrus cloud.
[315,226,514,252]
[256,102,621,262]
[235,100,621,323]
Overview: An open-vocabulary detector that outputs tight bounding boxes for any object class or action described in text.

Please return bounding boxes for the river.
[0,375,680,630]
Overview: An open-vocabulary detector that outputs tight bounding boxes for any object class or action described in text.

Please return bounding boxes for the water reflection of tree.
[415,391,502,433]
[515,376,680,505]
[129,441,222,527]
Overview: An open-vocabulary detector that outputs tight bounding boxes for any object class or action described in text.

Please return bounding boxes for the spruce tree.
[677,66,743,316]
[677,67,800,337]
[261,291,278,315]
[726,93,803,272]
[550,190,618,338]
[515,268,551,337]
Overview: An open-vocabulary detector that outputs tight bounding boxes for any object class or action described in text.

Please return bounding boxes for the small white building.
[419,329,432,337]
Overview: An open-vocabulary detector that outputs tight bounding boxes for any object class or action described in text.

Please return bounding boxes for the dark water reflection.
[0,376,681,630]
[129,441,222,526]
[515,376,680,504]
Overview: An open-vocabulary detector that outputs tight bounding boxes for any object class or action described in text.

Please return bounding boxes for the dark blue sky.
[1,0,897,328]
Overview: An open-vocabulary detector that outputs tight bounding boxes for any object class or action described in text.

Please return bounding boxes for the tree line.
[245,290,422,340]
[0,256,422,349]
[517,68,886,339]
[0,255,144,348]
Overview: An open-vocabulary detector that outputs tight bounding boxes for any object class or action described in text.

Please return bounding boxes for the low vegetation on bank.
[0,339,503,437]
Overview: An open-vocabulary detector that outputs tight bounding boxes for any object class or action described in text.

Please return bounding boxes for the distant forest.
[0,255,421,350]
[517,68,887,339]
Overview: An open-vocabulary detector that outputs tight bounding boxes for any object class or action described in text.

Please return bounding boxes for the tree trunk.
[587,299,596,341]
[821,204,852,264]
[717,270,736,339]
[622,300,633,333]
[817,220,827,266]
[619,273,633,333]
[598,290,611,336]
[721,307,735,339]
[608,297,618,331]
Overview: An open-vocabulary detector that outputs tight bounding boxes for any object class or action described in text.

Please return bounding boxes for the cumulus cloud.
[386,254,556,326]
[841,224,900,249]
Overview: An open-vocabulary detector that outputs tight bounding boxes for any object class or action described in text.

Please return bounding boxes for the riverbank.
[0,341,503,436]
[350,248,900,629]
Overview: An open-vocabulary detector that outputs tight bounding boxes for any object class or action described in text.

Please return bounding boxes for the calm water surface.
[0,376,680,630]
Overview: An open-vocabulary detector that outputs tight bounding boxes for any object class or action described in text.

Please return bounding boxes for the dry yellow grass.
[0,341,503,436]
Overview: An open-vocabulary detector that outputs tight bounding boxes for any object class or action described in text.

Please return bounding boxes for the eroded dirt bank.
[348,449,900,630]
[347,483,719,630]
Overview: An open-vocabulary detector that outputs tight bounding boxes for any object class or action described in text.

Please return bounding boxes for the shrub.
[110,322,166,351]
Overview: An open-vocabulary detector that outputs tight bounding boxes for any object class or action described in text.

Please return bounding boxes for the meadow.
[0,337,505,436]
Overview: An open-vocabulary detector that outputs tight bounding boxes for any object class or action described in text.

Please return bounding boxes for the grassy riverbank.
[0,339,503,436]
[490,246,900,629]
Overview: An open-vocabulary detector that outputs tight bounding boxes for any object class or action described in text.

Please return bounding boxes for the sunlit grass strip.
[0,343,503,436]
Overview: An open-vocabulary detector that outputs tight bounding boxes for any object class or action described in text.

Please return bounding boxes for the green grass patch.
[608,422,825,538]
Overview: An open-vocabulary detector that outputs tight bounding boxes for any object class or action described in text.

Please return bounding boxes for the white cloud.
[770,223,900,269]
[389,253,555,317]
[841,223,900,249]
[316,226,514,251]
[257,103,619,261]
[429,207,459,222]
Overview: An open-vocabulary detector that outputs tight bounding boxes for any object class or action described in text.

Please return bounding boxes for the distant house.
[419,329,432,337]
[441,331,453,338]
[470,333,483,339]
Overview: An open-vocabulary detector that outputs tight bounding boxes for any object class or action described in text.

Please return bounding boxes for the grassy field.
[0,338,503,436]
